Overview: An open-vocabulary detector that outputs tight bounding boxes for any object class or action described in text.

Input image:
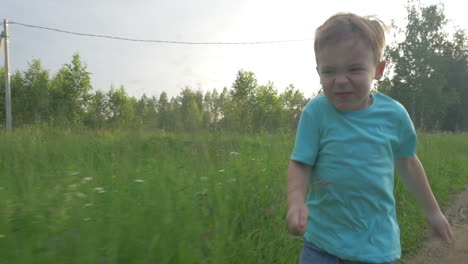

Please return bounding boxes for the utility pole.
[1,19,12,131]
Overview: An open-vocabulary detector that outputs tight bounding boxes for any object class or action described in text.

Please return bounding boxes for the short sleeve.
[395,107,417,157]
[290,102,321,166]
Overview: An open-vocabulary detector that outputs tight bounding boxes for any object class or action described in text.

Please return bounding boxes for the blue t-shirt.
[291,92,416,263]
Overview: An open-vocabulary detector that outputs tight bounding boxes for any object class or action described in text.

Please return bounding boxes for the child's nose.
[335,74,350,85]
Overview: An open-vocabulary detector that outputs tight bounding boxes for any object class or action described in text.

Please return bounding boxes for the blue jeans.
[300,240,395,264]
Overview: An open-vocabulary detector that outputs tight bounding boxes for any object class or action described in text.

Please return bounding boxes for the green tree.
[21,60,51,124]
[134,94,158,130]
[178,88,203,132]
[106,85,135,129]
[202,90,213,130]
[225,70,258,132]
[216,87,231,130]
[383,2,467,130]
[279,84,308,130]
[169,97,183,131]
[84,90,108,129]
[157,92,171,131]
[50,53,92,125]
[439,29,468,131]
[253,82,282,132]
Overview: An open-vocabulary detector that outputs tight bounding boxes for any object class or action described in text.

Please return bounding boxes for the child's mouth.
[335,92,352,99]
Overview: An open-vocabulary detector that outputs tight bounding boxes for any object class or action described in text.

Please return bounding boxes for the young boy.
[287,13,453,264]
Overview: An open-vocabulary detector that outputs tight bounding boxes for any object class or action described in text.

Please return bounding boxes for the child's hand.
[426,210,454,241]
[287,205,309,236]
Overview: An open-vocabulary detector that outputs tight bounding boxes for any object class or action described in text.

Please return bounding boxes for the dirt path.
[403,184,468,264]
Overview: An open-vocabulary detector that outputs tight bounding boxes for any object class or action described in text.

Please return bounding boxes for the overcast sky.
[2,0,467,99]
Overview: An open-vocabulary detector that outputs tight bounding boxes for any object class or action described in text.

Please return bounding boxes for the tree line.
[0,2,466,133]
[0,56,309,133]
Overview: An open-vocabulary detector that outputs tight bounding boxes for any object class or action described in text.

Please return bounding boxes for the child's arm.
[287,160,311,236]
[395,156,453,241]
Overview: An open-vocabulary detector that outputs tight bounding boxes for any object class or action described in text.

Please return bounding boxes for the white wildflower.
[81,177,93,184]
[216,183,223,189]
[194,189,208,196]
[227,178,236,183]
[200,177,208,181]
[230,152,239,156]
[94,187,105,193]
[67,184,78,190]
[218,169,225,173]
[84,203,94,207]
[75,192,86,198]
[70,172,80,176]
[134,179,145,183]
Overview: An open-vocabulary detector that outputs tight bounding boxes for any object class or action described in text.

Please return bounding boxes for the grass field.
[0,128,467,263]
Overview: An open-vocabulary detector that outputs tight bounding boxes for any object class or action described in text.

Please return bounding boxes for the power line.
[9,21,313,45]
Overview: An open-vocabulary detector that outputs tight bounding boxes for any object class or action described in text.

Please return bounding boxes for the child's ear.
[374,61,386,80]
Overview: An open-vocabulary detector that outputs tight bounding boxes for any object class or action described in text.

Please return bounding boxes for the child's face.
[316,39,385,111]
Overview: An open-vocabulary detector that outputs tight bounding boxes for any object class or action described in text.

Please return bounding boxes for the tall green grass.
[396,133,468,259]
[0,128,467,263]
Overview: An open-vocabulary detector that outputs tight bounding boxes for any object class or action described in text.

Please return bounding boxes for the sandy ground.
[403,184,468,264]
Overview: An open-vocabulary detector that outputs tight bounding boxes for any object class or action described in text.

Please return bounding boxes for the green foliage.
[22,60,51,124]
[252,82,282,131]
[225,70,259,132]
[222,70,308,133]
[50,53,93,125]
[106,85,135,129]
[84,91,107,129]
[178,88,203,132]
[133,94,158,130]
[279,84,309,130]
[380,1,468,131]
[157,92,171,131]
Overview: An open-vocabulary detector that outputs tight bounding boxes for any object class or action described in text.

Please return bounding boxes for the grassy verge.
[0,128,467,263]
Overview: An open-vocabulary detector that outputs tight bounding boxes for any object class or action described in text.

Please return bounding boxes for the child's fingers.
[439,217,453,241]
[294,210,304,234]
[286,209,299,235]
[429,217,454,241]
[438,227,452,241]
[287,207,308,236]
[447,224,454,240]
[299,207,308,232]
[442,222,454,241]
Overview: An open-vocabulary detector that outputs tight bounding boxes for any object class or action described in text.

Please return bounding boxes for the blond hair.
[314,13,387,65]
